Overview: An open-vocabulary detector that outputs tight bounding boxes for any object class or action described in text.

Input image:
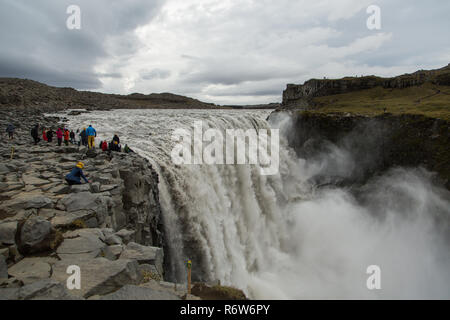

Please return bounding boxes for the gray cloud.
[0,0,449,104]
[0,0,163,89]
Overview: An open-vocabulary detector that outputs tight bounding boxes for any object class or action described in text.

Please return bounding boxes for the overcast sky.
[1,0,449,105]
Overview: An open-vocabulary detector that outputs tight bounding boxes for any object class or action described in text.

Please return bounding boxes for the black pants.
[58,138,62,146]
[33,136,40,144]
[66,178,81,186]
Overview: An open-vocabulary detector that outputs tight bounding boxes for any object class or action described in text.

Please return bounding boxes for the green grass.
[312,83,450,120]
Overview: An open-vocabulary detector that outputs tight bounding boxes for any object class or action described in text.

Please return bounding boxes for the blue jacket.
[65,167,89,183]
[86,126,96,137]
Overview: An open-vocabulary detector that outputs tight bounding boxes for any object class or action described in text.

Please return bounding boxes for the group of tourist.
[24,123,134,154]
[5,122,136,186]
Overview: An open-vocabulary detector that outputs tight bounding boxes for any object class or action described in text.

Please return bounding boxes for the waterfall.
[65,109,450,299]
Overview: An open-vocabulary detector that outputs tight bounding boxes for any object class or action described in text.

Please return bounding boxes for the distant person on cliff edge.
[47,129,54,143]
[42,128,48,142]
[6,123,15,140]
[86,125,97,149]
[31,124,40,145]
[65,162,90,185]
[64,129,70,146]
[79,128,87,146]
[56,128,63,146]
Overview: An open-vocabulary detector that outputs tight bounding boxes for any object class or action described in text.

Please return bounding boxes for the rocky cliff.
[0,78,222,111]
[282,64,450,109]
[273,110,450,190]
[0,109,183,299]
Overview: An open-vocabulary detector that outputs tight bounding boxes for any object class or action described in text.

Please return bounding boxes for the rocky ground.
[0,108,204,300]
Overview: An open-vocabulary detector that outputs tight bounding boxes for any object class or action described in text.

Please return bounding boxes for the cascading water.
[63,109,450,299]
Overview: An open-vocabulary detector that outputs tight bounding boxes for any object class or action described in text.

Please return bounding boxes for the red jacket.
[64,130,70,141]
[56,129,63,139]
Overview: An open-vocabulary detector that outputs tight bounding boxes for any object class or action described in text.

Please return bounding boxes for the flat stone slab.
[51,258,142,298]
[7,257,52,285]
[2,194,53,210]
[0,279,80,300]
[50,210,95,228]
[100,285,180,300]
[22,175,49,187]
[57,230,106,260]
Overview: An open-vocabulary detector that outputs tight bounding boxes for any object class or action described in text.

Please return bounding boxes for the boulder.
[119,242,164,276]
[19,216,52,251]
[0,221,17,245]
[7,258,52,284]
[51,258,142,298]
[100,285,180,300]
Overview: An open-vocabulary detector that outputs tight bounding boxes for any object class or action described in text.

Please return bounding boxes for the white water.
[62,109,450,299]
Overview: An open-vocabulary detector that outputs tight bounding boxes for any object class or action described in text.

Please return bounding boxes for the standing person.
[6,123,15,140]
[31,124,40,145]
[80,128,87,146]
[70,130,75,144]
[56,128,63,146]
[47,128,54,143]
[65,162,90,185]
[75,129,80,146]
[86,125,97,149]
[42,128,48,142]
[64,129,70,146]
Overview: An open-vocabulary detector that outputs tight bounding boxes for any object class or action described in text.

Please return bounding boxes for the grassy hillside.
[312,82,450,120]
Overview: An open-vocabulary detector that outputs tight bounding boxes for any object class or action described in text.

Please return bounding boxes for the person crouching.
[65,162,90,185]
